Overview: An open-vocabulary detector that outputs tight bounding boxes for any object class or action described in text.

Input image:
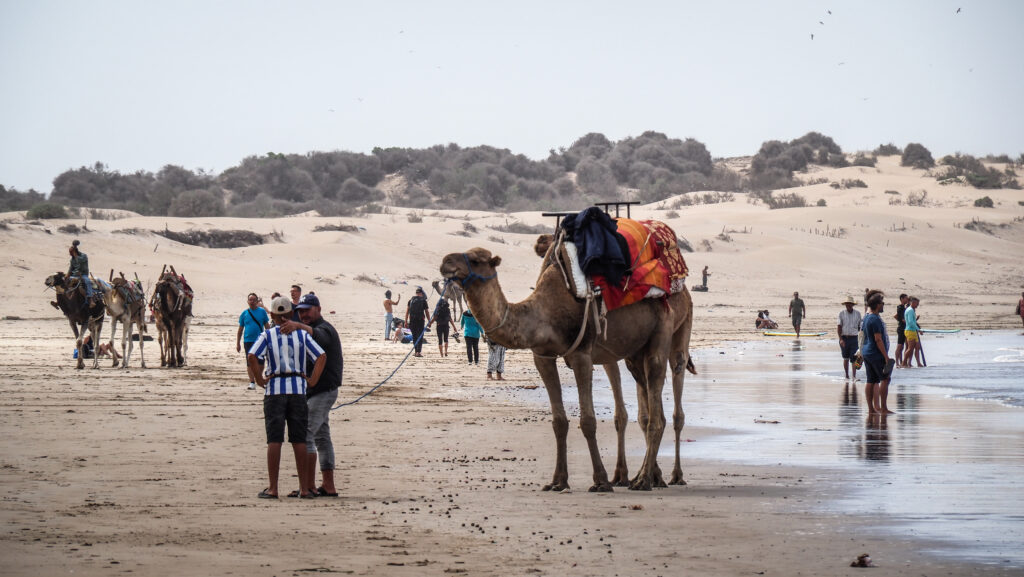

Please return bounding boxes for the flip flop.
[258,489,278,499]
[317,487,339,497]
[287,490,317,499]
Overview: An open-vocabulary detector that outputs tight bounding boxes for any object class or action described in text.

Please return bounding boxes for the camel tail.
[686,357,697,375]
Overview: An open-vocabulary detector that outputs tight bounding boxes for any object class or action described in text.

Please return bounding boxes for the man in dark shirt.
[281,293,343,497]
[893,293,909,368]
[405,287,431,357]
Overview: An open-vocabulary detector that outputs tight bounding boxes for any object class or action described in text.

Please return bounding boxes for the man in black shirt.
[405,287,431,357]
[281,293,343,497]
[893,293,909,368]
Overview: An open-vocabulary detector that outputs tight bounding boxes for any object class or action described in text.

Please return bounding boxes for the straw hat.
[841,295,856,305]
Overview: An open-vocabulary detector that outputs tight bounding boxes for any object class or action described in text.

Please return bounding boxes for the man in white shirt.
[837,296,863,380]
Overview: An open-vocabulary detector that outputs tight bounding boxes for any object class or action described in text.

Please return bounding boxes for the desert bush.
[154,228,265,248]
[829,182,841,189]
[361,203,384,214]
[462,222,478,234]
[852,154,877,167]
[169,189,225,217]
[58,223,85,234]
[354,273,381,285]
[407,212,423,223]
[973,196,994,208]
[764,192,807,209]
[312,222,359,232]
[963,219,996,234]
[983,154,1012,164]
[26,202,69,219]
[490,221,551,235]
[874,143,901,156]
[885,190,900,195]
[902,143,935,169]
[816,198,827,207]
[665,210,679,218]
[906,189,928,206]
[842,179,868,188]
[488,235,506,244]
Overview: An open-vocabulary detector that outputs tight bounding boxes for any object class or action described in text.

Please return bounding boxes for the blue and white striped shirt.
[248,327,326,396]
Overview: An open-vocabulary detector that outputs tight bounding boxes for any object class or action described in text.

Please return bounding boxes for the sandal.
[258,488,278,499]
[317,487,339,497]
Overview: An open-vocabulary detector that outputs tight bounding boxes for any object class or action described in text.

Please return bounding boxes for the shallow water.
[589,330,1024,567]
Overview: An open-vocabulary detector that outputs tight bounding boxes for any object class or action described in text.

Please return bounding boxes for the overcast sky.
[2,0,1022,193]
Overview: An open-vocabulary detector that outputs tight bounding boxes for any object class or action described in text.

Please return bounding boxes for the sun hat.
[842,295,856,305]
[269,296,292,315]
[295,293,320,309]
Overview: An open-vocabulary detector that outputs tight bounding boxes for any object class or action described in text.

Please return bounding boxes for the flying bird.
[827,9,832,14]
[810,33,814,40]
[956,7,961,13]
[819,20,824,25]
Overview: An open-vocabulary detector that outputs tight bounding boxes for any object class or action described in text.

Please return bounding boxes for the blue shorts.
[864,355,886,384]
[840,335,859,360]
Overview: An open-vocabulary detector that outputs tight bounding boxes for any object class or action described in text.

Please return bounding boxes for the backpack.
[435,299,450,323]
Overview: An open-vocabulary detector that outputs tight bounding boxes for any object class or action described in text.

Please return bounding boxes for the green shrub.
[407,212,423,223]
[875,143,901,156]
[765,192,807,209]
[901,143,935,169]
[842,179,868,188]
[973,196,994,208]
[26,202,68,219]
[852,154,877,167]
[816,198,827,207]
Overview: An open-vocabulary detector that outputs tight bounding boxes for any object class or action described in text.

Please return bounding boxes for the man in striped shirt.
[247,296,326,499]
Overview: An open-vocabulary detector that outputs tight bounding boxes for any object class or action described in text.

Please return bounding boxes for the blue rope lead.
[332,279,460,410]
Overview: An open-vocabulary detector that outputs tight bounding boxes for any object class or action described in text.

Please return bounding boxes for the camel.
[100,273,147,369]
[431,279,465,320]
[150,304,190,367]
[152,266,193,367]
[532,234,696,487]
[440,242,694,492]
[45,272,106,370]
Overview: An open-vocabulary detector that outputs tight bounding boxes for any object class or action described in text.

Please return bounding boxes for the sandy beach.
[2,156,1024,576]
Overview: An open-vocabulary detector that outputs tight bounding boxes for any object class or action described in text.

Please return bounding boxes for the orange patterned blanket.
[591,218,688,311]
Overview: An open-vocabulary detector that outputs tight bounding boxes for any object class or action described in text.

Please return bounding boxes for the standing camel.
[532,234,696,486]
[45,272,105,370]
[101,273,147,369]
[441,245,694,492]
[431,279,465,320]
[152,266,193,367]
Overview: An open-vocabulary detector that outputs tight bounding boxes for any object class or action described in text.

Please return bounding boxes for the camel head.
[534,234,554,258]
[45,272,66,289]
[440,248,501,287]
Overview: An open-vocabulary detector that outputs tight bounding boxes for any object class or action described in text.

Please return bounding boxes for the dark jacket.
[560,207,628,286]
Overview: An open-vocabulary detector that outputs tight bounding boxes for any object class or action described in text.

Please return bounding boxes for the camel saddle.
[110,277,145,305]
[560,216,688,312]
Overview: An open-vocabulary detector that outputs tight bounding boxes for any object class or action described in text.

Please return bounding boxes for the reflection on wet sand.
[862,414,891,462]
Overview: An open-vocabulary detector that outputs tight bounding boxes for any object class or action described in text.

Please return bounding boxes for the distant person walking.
[837,296,862,380]
[405,287,431,357]
[460,309,482,365]
[382,290,401,339]
[1017,292,1024,329]
[902,297,923,368]
[486,337,506,380]
[289,285,303,321]
[862,290,894,415]
[426,298,458,357]
[237,292,271,390]
[789,291,806,338]
[893,294,909,368]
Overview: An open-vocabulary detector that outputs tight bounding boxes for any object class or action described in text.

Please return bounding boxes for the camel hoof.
[588,483,614,493]
[542,483,569,492]
[629,476,653,491]
[669,477,688,486]
[610,474,630,487]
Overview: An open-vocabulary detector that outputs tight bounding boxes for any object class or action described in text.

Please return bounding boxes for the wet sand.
[1,316,1021,576]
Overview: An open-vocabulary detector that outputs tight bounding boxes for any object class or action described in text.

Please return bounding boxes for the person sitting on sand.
[80,334,120,361]
[756,310,778,330]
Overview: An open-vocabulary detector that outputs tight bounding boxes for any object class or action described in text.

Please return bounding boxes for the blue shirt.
[460,313,482,338]
[239,307,270,342]
[904,307,920,332]
[861,313,889,359]
[248,327,325,395]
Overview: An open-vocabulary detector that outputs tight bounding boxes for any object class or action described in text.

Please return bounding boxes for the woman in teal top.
[460,310,482,364]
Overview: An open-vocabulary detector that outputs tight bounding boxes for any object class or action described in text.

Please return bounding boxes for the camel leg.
[630,343,670,491]
[567,354,613,493]
[181,316,191,366]
[122,312,135,369]
[605,362,631,487]
[173,322,184,367]
[624,357,666,488]
[534,355,570,492]
[90,319,103,370]
[669,305,694,486]
[109,315,121,368]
